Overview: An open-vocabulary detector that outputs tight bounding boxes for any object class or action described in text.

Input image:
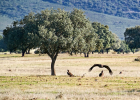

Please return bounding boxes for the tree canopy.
[124,26,140,49]
[92,22,118,53]
[119,41,131,54]
[3,13,40,56]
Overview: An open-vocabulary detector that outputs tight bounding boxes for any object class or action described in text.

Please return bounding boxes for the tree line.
[2,8,140,75]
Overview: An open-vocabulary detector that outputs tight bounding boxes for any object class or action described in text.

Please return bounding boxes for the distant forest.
[43,0,140,20]
[1,0,140,20]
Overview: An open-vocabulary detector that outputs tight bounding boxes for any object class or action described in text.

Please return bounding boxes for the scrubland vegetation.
[0,53,140,100]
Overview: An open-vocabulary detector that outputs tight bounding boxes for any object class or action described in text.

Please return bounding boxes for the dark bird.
[89,64,113,75]
[99,70,104,77]
[119,71,122,74]
[67,70,74,77]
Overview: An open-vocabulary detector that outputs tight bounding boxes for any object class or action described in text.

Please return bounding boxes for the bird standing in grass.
[99,70,104,77]
[119,71,122,74]
[89,64,113,75]
[67,70,74,77]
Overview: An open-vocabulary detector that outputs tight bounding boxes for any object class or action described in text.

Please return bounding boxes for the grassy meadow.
[0,52,140,100]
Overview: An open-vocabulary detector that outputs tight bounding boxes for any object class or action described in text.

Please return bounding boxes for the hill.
[1,0,140,40]
[43,0,140,20]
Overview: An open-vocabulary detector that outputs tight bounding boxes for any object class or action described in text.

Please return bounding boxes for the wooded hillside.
[43,0,140,20]
[1,0,140,20]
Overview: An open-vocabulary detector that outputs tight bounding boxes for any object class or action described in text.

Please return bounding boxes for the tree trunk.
[84,53,86,57]
[10,50,12,54]
[50,53,58,76]
[51,58,56,76]
[87,53,89,57]
[107,50,109,54]
[101,50,104,54]
[84,53,89,57]
[22,50,26,57]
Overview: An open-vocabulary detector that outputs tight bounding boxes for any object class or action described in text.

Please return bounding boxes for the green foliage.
[92,22,119,53]
[118,41,131,54]
[3,12,40,56]
[3,27,18,52]
[39,8,74,55]
[39,8,98,56]
[111,33,121,50]
[69,9,98,54]
[95,39,104,53]
[124,26,140,49]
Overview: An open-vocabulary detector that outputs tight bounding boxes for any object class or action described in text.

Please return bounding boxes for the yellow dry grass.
[0,53,140,100]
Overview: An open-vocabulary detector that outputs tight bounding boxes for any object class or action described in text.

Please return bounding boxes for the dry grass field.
[0,52,140,100]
